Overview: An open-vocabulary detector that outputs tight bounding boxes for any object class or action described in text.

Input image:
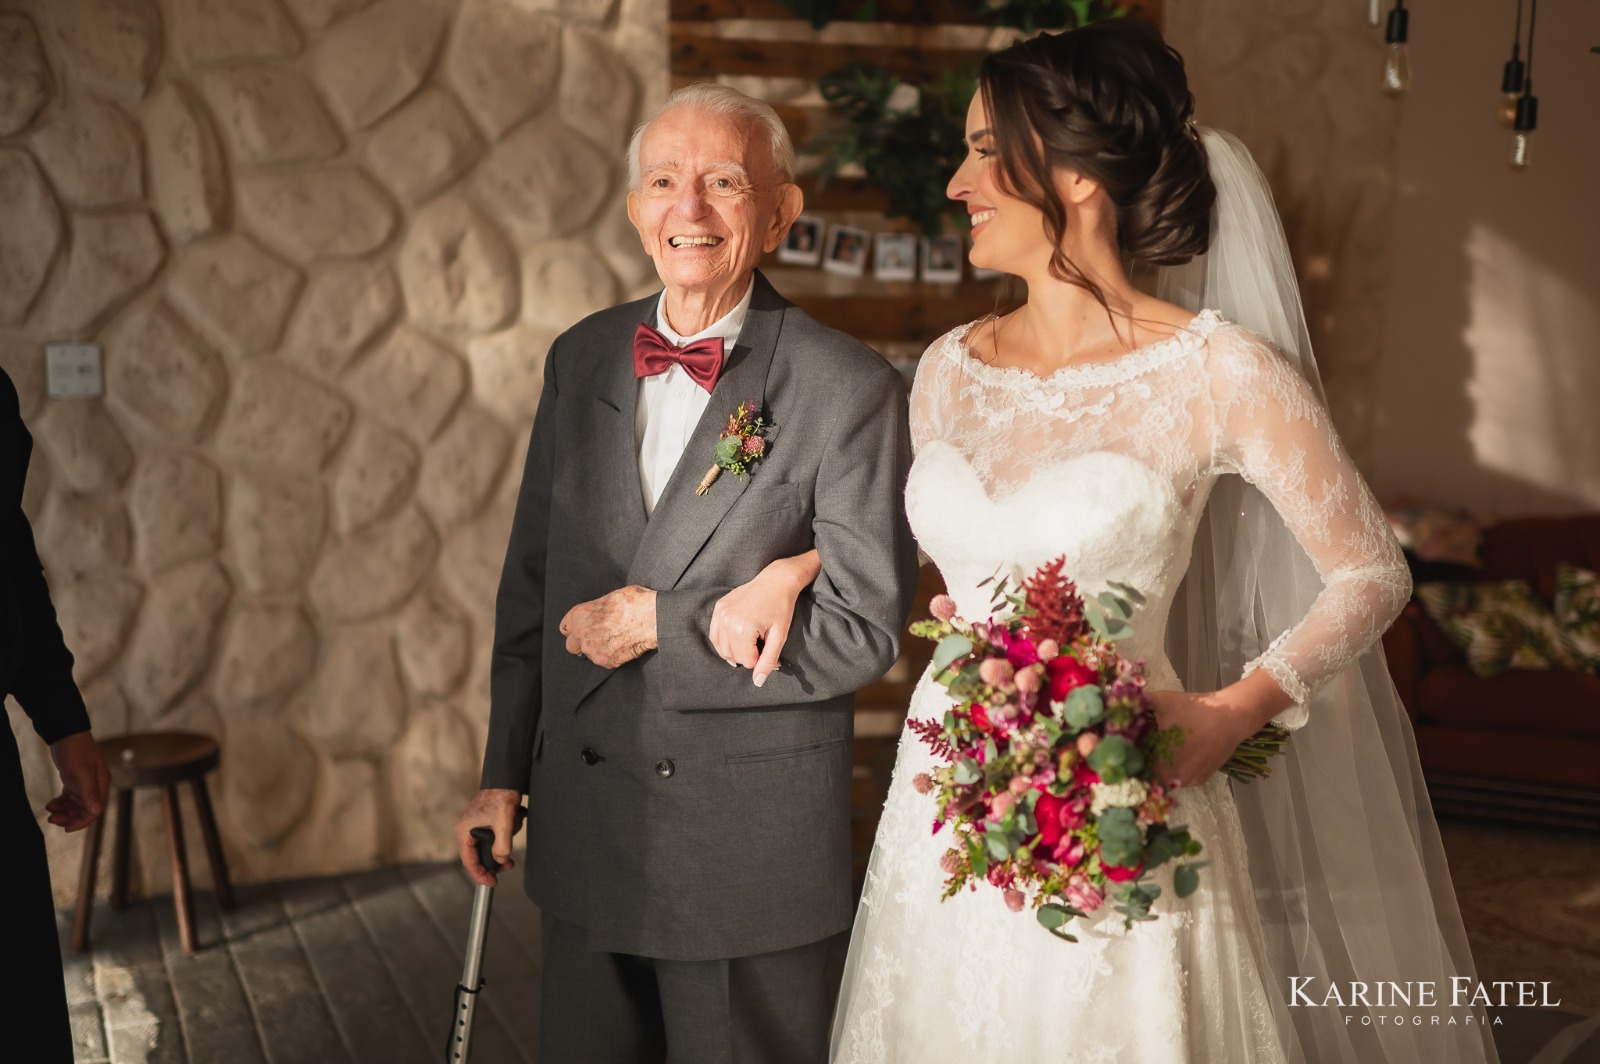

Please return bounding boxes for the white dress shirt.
[635,280,754,517]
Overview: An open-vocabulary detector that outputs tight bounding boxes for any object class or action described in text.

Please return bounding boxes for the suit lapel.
[584,300,653,561]
[626,272,787,592]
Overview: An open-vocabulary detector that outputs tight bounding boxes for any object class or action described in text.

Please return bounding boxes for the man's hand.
[559,585,657,669]
[710,550,820,687]
[45,731,109,832]
[455,788,523,887]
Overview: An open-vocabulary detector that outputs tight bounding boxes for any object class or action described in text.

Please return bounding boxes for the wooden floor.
[62,858,541,1064]
[59,823,1600,1064]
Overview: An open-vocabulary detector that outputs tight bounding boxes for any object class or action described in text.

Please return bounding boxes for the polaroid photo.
[823,224,871,277]
[874,233,918,282]
[921,235,964,283]
[778,213,825,266]
[969,236,1004,281]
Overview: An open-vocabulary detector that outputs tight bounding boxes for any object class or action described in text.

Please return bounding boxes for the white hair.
[626,83,796,190]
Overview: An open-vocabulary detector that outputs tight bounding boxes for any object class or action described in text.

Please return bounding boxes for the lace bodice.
[905,311,1410,726]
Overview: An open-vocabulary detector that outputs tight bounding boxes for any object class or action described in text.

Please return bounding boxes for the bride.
[722,18,1499,1064]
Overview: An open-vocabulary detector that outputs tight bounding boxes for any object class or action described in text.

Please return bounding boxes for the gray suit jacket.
[482,271,920,961]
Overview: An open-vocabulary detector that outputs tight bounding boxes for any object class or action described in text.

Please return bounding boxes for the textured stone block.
[397,196,518,337]
[396,586,470,699]
[312,0,444,130]
[142,83,229,245]
[465,324,551,424]
[308,507,437,623]
[297,621,406,757]
[215,362,352,472]
[38,211,165,335]
[228,473,327,594]
[202,63,342,166]
[171,0,302,66]
[0,149,62,326]
[38,491,131,577]
[239,165,397,261]
[392,699,478,861]
[167,233,303,358]
[282,259,401,378]
[447,0,560,138]
[559,26,637,152]
[217,709,316,848]
[45,0,162,101]
[345,327,466,441]
[122,560,232,715]
[103,302,226,441]
[56,574,142,686]
[474,115,614,241]
[330,420,417,534]
[364,87,483,205]
[33,400,134,493]
[30,95,145,208]
[216,605,316,706]
[521,239,619,332]
[129,451,222,573]
[417,404,511,525]
[0,14,52,137]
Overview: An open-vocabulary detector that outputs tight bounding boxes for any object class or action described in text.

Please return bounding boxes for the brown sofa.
[1383,513,1600,829]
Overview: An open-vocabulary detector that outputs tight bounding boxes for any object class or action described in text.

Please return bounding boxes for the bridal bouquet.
[907,557,1287,942]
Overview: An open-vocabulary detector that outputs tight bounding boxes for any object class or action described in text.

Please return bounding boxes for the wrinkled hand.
[559,586,657,669]
[455,788,522,888]
[710,554,814,687]
[46,731,110,832]
[1148,690,1254,790]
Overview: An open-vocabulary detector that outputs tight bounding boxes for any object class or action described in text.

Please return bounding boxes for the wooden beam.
[671,31,989,82]
[670,0,995,23]
[785,289,1011,343]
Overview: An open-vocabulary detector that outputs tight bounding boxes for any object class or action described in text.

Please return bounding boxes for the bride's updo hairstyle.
[980,19,1214,288]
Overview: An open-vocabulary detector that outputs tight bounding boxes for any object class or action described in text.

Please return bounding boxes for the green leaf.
[966,835,988,878]
[1084,599,1106,636]
[985,829,1011,860]
[931,633,973,672]
[1174,862,1207,899]
[1096,807,1143,867]
[1101,615,1132,639]
[1087,734,1144,783]
[1098,590,1131,619]
[1108,580,1147,606]
[953,758,982,785]
[1037,903,1073,930]
[1063,685,1104,729]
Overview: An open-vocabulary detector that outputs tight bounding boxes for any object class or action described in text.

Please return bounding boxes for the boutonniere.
[696,400,769,496]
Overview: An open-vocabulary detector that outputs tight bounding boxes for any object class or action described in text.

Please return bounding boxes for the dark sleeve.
[0,369,90,744]
[480,341,560,792]
[653,360,920,711]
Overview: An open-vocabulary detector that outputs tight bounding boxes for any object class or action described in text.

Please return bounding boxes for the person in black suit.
[2,366,110,1063]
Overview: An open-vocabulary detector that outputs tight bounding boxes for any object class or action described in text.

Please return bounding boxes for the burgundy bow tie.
[632,322,724,393]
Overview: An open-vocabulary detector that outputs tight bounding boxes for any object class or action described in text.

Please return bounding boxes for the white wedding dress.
[830,311,1414,1063]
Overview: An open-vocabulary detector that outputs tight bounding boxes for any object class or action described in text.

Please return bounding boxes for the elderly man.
[456,84,919,1062]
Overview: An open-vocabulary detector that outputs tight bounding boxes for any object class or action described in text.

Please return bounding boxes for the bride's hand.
[1149,671,1291,788]
[710,549,821,686]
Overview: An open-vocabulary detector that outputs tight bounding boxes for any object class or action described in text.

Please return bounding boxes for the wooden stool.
[70,731,235,955]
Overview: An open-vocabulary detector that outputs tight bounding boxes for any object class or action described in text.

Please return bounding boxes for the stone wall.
[1167,0,1402,471]
[1,0,665,903]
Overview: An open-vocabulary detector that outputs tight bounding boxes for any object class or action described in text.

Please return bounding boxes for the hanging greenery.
[803,2,1127,238]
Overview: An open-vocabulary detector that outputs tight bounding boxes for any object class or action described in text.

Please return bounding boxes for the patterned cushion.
[1554,564,1600,671]
[1415,579,1582,678]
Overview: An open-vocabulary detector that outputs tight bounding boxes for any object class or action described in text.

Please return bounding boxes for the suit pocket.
[725,481,806,522]
[726,737,845,767]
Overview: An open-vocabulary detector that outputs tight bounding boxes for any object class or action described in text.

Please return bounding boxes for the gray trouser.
[538,913,835,1064]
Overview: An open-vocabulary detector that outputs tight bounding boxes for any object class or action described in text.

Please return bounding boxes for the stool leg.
[69,809,106,953]
[162,784,199,955]
[110,788,134,911]
[190,775,235,911]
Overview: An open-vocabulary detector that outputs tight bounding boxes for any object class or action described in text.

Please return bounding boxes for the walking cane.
[447,810,524,1063]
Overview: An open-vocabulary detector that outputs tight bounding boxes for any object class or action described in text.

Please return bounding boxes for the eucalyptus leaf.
[967,836,988,878]
[1063,685,1104,729]
[1098,590,1131,619]
[953,758,981,785]
[1174,863,1201,898]
[932,633,973,672]
[1037,903,1072,929]
[1108,580,1147,606]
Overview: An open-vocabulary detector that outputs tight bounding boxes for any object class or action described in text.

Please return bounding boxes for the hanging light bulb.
[1510,0,1539,170]
[1496,0,1525,127]
[1509,92,1537,169]
[1368,0,1382,27]
[1381,0,1412,95]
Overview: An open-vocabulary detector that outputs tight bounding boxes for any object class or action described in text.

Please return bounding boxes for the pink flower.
[1048,655,1098,702]
[929,594,957,621]
[1006,637,1040,670]
[989,792,1015,820]
[741,435,765,457]
[1052,835,1085,866]
[940,851,960,873]
[978,658,1015,686]
[1004,888,1025,912]
[1076,732,1099,757]
[1064,873,1104,913]
[1036,638,1060,662]
[912,773,933,795]
[1014,665,1042,694]
[1008,776,1032,796]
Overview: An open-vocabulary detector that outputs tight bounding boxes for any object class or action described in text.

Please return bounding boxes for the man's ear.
[763,183,806,254]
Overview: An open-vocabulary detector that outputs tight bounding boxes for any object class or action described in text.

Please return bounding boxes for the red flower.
[1047,655,1098,702]
[969,703,992,733]
[1006,637,1040,670]
[1103,860,1144,882]
[1071,759,1101,788]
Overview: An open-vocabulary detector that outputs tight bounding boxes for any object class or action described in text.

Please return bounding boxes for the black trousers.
[2,726,73,1063]
[538,913,837,1064]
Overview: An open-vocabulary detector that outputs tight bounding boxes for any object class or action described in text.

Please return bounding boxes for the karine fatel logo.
[1288,978,1564,1029]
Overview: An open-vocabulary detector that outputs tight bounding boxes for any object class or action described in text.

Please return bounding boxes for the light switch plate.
[46,341,103,398]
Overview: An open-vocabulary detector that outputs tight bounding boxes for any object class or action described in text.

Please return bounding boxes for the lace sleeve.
[1206,327,1411,727]
[909,326,971,456]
